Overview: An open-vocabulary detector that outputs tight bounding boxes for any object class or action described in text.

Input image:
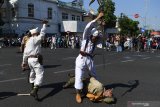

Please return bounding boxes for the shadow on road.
[39,82,64,101]
[0,92,17,100]
[43,65,61,69]
[105,80,139,96]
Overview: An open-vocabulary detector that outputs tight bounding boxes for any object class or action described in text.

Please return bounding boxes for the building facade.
[0,0,86,36]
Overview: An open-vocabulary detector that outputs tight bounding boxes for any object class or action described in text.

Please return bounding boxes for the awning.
[151,31,160,35]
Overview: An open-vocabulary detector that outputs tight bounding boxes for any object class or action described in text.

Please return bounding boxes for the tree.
[118,14,139,36]
[0,0,5,26]
[102,0,116,28]
[89,0,116,28]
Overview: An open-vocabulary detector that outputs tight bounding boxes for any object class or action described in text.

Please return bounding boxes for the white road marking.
[108,53,118,56]
[0,77,26,83]
[121,60,134,63]
[54,69,75,74]
[0,69,7,72]
[133,55,146,57]
[124,56,131,59]
[142,57,151,60]
[0,54,153,83]
[54,63,111,74]
[0,63,110,82]
[62,57,76,60]
[0,64,12,67]
[95,63,111,67]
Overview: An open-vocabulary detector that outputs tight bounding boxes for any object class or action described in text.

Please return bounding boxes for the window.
[48,8,52,19]
[62,13,68,20]
[76,16,80,21]
[28,4,34,17]
[72,15,75,20]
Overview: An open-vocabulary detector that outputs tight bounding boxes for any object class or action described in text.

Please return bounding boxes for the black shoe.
[31,83,34,89]
[30,86,39,100]
[30,91,38,100]
[63,83,71,89]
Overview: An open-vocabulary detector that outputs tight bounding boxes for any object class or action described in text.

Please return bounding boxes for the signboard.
[134,14,139,18]
[61,21,87,32]
[141,28,145,33]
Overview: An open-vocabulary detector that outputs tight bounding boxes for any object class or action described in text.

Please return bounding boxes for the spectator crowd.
[0,33,160,53]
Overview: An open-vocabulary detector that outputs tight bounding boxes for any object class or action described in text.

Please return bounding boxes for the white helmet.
[30,27,38,35]
[91,28,99,37]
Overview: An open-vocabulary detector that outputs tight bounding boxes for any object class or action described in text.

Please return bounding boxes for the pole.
[144,0,148,29]
[101,23,106,70]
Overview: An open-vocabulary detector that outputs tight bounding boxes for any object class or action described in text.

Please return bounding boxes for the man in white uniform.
[21,20,48,100]
[74,12,104,103]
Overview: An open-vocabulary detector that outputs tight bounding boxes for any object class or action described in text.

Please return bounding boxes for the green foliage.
[102,0,116,28]
[118,14,139,36]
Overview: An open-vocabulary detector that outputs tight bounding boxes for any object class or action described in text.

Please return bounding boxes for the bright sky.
[61,0,160,31]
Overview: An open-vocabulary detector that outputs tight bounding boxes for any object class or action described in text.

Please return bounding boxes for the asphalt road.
[0,47,160,107]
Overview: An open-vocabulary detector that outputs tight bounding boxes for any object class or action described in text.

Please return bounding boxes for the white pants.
[74,54,97,90]
[28,58,44,86]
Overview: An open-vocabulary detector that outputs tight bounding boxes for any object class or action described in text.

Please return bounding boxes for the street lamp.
[118,28,121,32]
[115,18,119,28]
[144,0,149,29]
[115,17,121,34]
